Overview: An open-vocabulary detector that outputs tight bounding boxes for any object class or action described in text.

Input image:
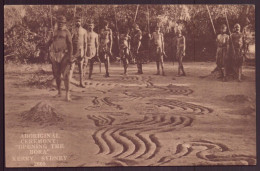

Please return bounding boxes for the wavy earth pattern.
[88,115,193,161]
[122,76,193,96]
[87,115,115,127]
[155,140,256,166]
[123,87,193,100]
[84,75,253,166]
[84,80,124,88]
[121,76,153,87]
[149,99,213,114]
[85,96,123,110]
[154,84,193,96]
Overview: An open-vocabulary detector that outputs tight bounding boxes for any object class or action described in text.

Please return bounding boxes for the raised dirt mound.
[225,95,250,103]
[21,101,63,125]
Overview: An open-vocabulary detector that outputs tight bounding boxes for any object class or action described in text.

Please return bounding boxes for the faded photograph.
[4,4,256,167]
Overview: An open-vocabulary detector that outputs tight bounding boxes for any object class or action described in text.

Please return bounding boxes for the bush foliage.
[4,5,255,63]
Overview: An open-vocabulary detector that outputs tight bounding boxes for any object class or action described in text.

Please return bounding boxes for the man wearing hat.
[86,21,99,79]
[230,23,246,81]
[131,23,143,74]
[70,16,88,87]
[48,15,73,101]
[150,24,165,76]
[99,20,113,77]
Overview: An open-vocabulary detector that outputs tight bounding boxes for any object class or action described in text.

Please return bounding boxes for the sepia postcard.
[4,4,256,167]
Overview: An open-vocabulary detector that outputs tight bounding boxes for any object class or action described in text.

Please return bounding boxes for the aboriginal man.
[230,23,246,82]
[99,20,113,77]
[70,17,87,87]
[215,24,230,81]
[119,28,131,75]
[150,24,165,76]
[173,27,186,76]
[131,24,143,74]
[86,21,99,79]
[48,16,73,101]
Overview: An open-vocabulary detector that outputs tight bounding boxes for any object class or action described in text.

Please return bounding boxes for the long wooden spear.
[147,5,150,34]
[134,5,139,23]
[49,5,53,34]
[206,5,216,35]
[224,7,235,53]
[147,5,151,62]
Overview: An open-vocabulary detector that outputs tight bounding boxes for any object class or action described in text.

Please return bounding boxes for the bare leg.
[64,73,71,101]
[160,55,165,76]
[180,57,186,76]
[69,62,75,81]
[52,62,62,97]
[161,61,165,76]
[78,60,85,87]
[177,59,181,76]
[104,55,109,77]
[223,66,227,82]
[156,61,160,75]
[88,59,93,79]
[238,66,242,81]
[123,58,128,75]
[140,63,143,74]
[62,59,71,101]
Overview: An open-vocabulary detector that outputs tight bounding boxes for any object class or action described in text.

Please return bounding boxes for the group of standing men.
[48,15,186,101]
[214,23,248,82]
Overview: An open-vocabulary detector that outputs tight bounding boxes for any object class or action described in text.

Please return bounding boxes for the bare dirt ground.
[5,61,256,167]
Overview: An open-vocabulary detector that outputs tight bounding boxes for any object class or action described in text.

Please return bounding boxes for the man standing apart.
[215,24,230,81]
[99,20,113,77]
[86,21,99,79]
[48,16,73,101]
[173,27,186,76]
[131,24,143,74]
[70,17,87,87]
[150,24,165,76]
[230,23,245,82]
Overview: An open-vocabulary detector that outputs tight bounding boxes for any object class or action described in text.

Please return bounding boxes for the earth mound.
[21,101,63,125]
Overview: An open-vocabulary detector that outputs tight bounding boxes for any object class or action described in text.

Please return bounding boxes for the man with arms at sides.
[173,27,186,76]
[150,24,166,76]
[131,23,143,74]
[230,23,246,82]
[48,15,73,101]
[70,16,87,87]
[119,27,131,75]
[99,20,113,77]
[215,24,230,81]
[86,21,99,79]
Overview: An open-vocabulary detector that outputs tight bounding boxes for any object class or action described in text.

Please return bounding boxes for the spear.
[74,5,77,18]
[206,5,216,35]
[147,5,150,34]
[49,5,53,34]
[98,11,101,73]
[224,7,235,53]
[134,5,139,23]
[147,5,151,62]
[113,6,121,64]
